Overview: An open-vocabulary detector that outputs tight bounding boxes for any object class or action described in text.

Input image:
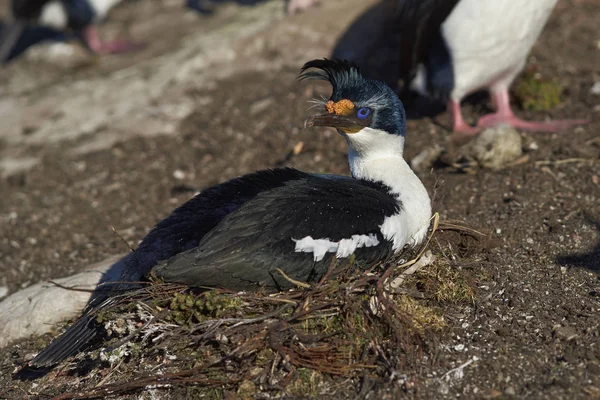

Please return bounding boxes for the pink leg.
[447,99,480,143]
[82,25,144,55]
[477,89,588,132]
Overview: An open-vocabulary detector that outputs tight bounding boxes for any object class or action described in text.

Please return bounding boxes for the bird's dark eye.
[357,107,371,119]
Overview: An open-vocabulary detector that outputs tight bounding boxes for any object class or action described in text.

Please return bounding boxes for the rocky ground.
[0,0,599,398]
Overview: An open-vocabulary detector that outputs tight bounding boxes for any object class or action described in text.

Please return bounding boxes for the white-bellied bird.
[23,59,432,372]
[1,0,140,63]
[396,0,586,137]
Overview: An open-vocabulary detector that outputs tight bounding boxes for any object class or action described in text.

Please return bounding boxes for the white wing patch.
[293,234,380,262]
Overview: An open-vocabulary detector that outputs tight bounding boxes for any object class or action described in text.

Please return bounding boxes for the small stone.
[454,344,466,351]
[505,386,516,396]
[0,287,8,299]
[553,325,577,341]
[438,381,449,395]
[216,333,229,344]
[590,82,600,96]
[469,125,523,170]
[237,380,256,396]
[410,144,444,172]
[173,169,186,180]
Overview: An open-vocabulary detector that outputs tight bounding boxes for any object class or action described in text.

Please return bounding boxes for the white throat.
[347,128,432,251]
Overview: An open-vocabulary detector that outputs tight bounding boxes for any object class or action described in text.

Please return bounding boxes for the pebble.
[553,325,578,341]
[0,286,8,299]
[590,82,600,96]
[438,381,449,395]
[173,169,186,180]
[469,125,523,170]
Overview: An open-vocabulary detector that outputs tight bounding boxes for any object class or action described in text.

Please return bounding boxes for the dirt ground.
[0,0,599,398]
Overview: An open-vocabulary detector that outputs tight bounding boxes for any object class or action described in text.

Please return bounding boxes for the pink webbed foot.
[480,88,588,133]
[83,25,145,55]
[477,113,588,133]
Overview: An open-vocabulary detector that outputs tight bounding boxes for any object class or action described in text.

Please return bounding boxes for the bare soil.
[0,0,599,398]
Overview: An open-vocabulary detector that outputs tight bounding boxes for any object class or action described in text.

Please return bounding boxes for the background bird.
[0,0,141,63]
[20,58,431,373]
[395,0,587,139]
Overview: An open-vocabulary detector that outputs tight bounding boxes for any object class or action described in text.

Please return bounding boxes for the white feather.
[293,234,380,262]
[39,2,68,30]
[346,128,432,251]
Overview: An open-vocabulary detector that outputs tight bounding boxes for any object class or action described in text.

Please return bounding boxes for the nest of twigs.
[43,215,488,399]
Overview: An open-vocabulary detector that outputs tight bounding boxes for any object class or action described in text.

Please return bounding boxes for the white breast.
[442,0,558,100]
[348,138,432,252]
[39,1,68,30]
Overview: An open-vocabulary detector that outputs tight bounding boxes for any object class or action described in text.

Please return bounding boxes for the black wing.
[396,0,460,87]
[120,168,315,281]
[26,168,313,370]
[153,176,401,291]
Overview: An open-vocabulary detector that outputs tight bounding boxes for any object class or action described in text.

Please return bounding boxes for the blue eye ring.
[357,107,371,119]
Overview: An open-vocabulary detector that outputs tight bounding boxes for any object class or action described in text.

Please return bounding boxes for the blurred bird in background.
[0,0,320,64]
[0,0,141,63]
[394,0,587,139]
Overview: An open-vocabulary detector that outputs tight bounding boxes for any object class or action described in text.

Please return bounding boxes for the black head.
[300,59,406,136]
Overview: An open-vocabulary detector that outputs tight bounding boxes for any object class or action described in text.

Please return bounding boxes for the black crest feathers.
[299,59,363,95]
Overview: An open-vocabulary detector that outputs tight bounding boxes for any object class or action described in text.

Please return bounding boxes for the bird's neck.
[348,150,412,194]
[349,150,432,249]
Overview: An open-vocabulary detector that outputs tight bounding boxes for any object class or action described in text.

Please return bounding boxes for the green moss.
[287,368,323,398]
[513,69,562,111]
[166,291,244,326]
[96,310,117,324]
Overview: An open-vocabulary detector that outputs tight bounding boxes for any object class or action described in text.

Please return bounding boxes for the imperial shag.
[396,0,586,137]
[24,59,432,371]
[0,0,140,63]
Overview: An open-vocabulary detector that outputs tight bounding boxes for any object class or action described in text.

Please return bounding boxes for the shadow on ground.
[557,212,600,273]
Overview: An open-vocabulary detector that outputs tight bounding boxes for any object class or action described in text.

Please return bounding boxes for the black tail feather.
[28,312,100,369]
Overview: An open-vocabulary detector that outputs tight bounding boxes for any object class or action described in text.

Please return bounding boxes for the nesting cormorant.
[396,0,586,137]
[23,59,432,372]
[1,0,140,63]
